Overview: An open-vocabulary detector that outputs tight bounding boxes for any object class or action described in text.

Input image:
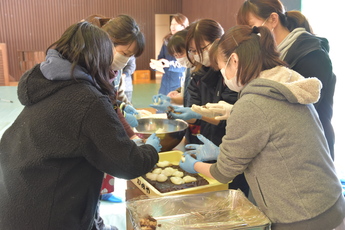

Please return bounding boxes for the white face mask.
[193,50,210,67]
[111,52,130,70]
[176,56,193,68]
[220,57,243,92]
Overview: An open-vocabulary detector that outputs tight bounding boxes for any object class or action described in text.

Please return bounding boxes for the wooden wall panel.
[182,0,245,33]
[181,0,301,36]
[0,0,182,83]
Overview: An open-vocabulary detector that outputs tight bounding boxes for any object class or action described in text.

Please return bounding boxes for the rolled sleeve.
[210,163,232,184]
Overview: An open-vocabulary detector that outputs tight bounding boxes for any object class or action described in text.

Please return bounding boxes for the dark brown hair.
[237,0,313,33]
[47,21,115,97]
[208,38,220,70]
[85,14,145,57]
[167,28,188,56]
[83,14,111,28]
[102,15,145,57]
[163,13,189,42]
[216,25,287,86]
[185,19,224,65]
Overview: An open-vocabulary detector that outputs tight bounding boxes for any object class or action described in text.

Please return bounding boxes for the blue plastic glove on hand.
[152,94,171,104]
[185,134,220,161]
[168,106,202,121]
[124,112,138,127]
[124,104,138,115]
[149,102,172,112]
[179,153,200,174]
[150,94,172,112]
[145,133,162,152]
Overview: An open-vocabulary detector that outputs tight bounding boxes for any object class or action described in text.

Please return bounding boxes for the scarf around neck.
[277,28,307,60]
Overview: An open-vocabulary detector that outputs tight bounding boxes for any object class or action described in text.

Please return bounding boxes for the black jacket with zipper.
[284,33,336,159]
[187,66,238,146]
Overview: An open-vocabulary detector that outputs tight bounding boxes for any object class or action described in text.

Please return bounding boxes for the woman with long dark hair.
[0,22,160,229]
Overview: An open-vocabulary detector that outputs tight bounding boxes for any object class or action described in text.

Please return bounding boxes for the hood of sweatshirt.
[282,31,330,69]
[40,49,94,82]
[240,66,322,105]
[18,49,96,106]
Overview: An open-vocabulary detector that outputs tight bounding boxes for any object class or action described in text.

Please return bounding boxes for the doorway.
[154,14,173,82]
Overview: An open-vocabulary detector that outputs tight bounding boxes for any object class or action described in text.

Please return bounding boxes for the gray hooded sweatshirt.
[210,66,345,230]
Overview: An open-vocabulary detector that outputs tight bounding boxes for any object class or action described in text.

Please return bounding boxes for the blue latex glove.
[152,94,171,104]
[124,112,138,127]
[150,94,172,112]
[124,104,138,115]
[149,102,172,112]
[185,134,220,161]
[168,106,202,121]
[145,133,162,152]
[179,153,200,174]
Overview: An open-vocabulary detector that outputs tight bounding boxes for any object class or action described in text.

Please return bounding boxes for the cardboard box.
[133,70,151,83]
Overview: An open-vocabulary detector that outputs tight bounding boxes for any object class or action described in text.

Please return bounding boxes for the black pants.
[228,173,249,197]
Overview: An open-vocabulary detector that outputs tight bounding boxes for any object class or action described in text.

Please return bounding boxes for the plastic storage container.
[127,189,271,230]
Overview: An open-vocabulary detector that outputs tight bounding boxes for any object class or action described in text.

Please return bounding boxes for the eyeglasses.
[188,43,211,55]
[201,43,212,51]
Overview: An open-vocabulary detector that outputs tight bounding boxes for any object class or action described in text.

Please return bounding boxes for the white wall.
[154,14,171,59]
[302,0,344,173]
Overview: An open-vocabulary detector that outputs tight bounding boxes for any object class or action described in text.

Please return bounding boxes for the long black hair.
[46,21,115,97]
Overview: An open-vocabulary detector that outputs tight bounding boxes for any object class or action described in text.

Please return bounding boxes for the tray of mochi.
[131,151,228,197]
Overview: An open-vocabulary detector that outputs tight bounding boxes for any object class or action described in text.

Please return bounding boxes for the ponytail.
[285,11,313,34]
[217,25,287,86]
[252,26,286,69]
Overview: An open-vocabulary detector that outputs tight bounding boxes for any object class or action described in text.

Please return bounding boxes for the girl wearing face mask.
[169,18,249,197]
[84,14,147,230]
[84,14,143,130]
[164,28,192,106]
[236,0,336,161]
[180,25,345,230]
[102,15,145,105]
[84,14,144,105]
[149,29,192,111]
[177,19,240,145]
[150,13,189,95]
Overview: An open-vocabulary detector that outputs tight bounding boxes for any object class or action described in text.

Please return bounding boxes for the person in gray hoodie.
[180,25,345,230]
[0,22,161,230]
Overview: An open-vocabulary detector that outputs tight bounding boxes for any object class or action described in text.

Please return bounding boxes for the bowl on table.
[134,118,188,152]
